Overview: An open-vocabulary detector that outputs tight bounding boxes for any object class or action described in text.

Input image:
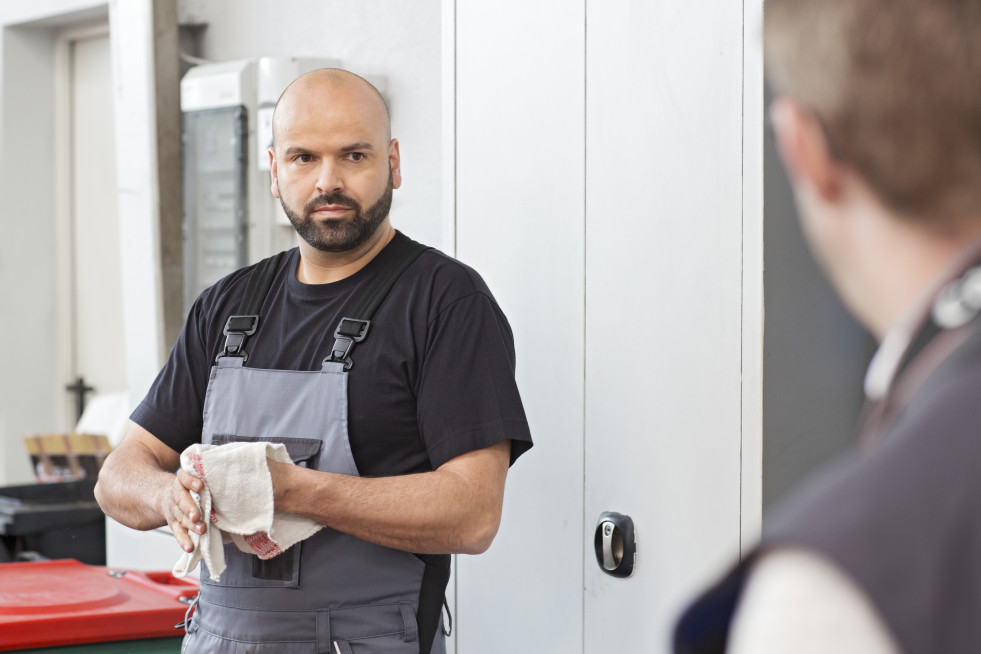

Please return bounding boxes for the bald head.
[268,67,402,258]
[272,68,391,146]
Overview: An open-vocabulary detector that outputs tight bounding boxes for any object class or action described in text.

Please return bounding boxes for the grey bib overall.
[182,243,446,654]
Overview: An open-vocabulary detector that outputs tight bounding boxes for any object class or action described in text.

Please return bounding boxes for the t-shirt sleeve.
[728,548,900,654]
[416,291,533,469]
[130,296,215,455]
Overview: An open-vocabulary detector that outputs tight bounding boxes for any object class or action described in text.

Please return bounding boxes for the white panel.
[584,1,746,650]
[109,0,166,405]
[72,33,128,398]
[455,1,585,651]
[440,3,456,650]
[179,58,254,111]
[440,0,456,257]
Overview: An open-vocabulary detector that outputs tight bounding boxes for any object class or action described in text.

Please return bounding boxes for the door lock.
[594,512,636,578]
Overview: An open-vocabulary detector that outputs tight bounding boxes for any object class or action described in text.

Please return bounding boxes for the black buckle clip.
[216,315,259,362]
[175,592,199,632]
[326,318,370,370]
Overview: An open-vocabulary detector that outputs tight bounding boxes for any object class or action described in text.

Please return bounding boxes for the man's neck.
[295,222,395,285]
[859,218,981,340]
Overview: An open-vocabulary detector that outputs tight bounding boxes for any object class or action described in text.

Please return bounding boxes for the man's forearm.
[95,442,173,531]
[270,441,511,555]
[95,427,207,553]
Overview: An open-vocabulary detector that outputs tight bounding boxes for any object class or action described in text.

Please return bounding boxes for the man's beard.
[280,168,393,253]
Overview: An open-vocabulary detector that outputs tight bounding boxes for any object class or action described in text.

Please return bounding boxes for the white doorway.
[56,25,127,428]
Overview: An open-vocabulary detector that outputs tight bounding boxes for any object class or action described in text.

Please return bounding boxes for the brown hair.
[764,0,981,224]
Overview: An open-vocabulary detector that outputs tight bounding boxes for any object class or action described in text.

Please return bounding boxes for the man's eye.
[294,154,313,164]
[347,152,366,162]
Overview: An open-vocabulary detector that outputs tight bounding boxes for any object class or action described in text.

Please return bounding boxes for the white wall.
[178,0,445,250]
[0,0,444,487]
[0,1,110,486]
[0,24,59,485]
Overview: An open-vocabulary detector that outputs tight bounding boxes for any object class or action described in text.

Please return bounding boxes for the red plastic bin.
[0,559,198,651]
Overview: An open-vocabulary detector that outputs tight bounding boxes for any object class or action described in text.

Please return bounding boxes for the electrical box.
[180,56,340,314]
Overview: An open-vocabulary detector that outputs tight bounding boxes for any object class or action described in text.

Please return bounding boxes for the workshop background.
[0,0,872,651]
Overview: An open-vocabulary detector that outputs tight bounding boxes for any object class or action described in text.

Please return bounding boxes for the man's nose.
[315,161,343,195]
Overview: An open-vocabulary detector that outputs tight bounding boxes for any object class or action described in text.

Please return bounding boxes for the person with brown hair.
[674,2,981,653]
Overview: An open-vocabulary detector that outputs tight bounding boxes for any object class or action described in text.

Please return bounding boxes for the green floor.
[9,637,183,653]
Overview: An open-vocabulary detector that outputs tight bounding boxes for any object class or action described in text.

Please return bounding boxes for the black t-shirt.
[132,232,533,477]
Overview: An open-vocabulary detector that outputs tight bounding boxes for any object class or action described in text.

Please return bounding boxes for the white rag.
[172,441,323,581]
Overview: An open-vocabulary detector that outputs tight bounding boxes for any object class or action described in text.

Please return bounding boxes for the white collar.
[864,237,981,400]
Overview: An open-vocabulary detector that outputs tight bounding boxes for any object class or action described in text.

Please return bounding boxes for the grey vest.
[182,243,447,654]
[675,265,981,654]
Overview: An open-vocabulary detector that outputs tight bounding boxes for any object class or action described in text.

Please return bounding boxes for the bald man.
[96,69,532,654]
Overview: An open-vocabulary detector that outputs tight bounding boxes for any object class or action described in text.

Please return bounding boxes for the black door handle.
[594,511,636,578]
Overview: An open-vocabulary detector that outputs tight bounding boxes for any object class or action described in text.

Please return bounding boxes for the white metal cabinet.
[450,0,762,650]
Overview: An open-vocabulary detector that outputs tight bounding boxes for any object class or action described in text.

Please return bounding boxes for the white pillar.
[108,0,165,409]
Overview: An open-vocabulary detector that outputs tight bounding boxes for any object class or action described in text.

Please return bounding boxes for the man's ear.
[269,148,280,198]
[770,97,842,202]
[389,138,402,190]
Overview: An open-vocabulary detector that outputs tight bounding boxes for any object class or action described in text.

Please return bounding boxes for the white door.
[583,1,754,649]
[61,30,127,426]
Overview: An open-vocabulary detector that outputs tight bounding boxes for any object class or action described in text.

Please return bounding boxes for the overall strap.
[417,563,451,654]
[327,236,430,370]
[217,250,290,362]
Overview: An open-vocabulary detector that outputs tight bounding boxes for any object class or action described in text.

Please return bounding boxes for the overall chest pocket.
[210,435,324,468]
[203,435,323,589]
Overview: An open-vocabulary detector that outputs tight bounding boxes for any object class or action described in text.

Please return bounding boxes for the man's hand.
[160,469,207,553]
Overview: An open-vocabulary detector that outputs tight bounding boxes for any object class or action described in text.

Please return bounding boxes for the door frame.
[740,0,766,553]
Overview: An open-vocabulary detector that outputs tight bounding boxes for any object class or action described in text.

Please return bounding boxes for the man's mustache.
[306,194,358,212]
